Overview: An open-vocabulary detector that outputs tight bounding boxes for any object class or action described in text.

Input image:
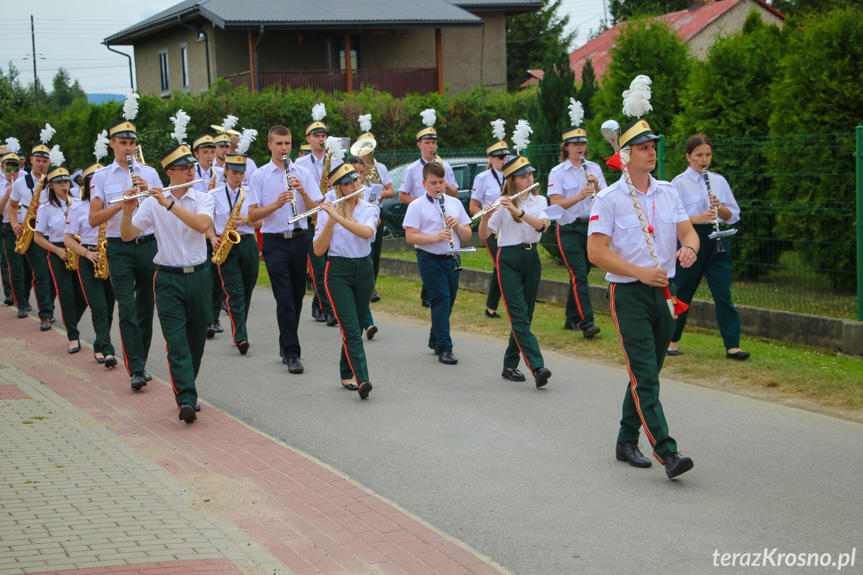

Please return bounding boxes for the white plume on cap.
[5,137,20,154]
[325,136,346,163]
[569,98,585,127]
[511,119,533,155]
[170,109,191,144]
[491,119,506,142]
[622,75,653,118]
[358,114,372,133]
[40,123,55,145]
[123,93,140,121]
[93,130,109,163]
[49,145,65,167]
[420,108,436,127]
[237,128,257,155]
[221,115,239,133]
[312,103,327,122]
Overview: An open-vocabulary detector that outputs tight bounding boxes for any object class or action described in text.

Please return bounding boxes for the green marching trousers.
[206,242,226,325]
[484,233,501,312]
[107,237,157,376]
[1,222,30,307]
[154,267,210,407]
[26,242,56,319]
[47,244,87,342]
[672,224,740,350]
[556,220,595,329]
[0,223,11,299]
[609,281,678,463]
[76,250,116,357]
[497,244,544,372]
[307,226,332,318]
[215,235,259,344]
[325,255,374,384]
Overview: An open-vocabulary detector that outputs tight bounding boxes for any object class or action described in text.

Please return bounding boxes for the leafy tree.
[770,0,855,17]
[48,68,87,112]
[766,6,863,289]
[609,0,687,23]
[528,48,576,169]
[0,62,29,117]
[577,57,598,120]
[506,0,575,91]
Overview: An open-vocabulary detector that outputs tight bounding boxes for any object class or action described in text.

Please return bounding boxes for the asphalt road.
[68,286,862,575]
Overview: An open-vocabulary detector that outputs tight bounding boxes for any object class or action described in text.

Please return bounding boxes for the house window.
[180,44,190,90]
[339,36,360,69]
[158,50,170,94]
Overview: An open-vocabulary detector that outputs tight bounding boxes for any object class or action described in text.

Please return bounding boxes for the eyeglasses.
[4,165,20,172]
[170,165,195,174]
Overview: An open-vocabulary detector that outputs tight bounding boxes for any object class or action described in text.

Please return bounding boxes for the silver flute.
[471,182,540,220]
[107,179,203,204]
[288,187,365,225]
[283,154,297,219]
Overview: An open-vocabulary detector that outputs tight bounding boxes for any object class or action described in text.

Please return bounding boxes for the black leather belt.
[263,230,303,239]
[107,234,156,245]
[503,242,538,250]
[157,263,207,274]
[415,249,452,260]
[82,244,98,250]
[574,217,589,224]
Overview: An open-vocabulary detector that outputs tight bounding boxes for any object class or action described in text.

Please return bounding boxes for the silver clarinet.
[702,168,737,252]
[283,154,297,220]
[579,153,596,203]
[437,192,475,271]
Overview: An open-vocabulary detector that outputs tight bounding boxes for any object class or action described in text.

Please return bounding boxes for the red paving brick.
[33,559,242,575]
[0,382,30,399]
[1,314,508,575]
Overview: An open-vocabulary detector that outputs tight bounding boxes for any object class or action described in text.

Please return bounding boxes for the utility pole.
[31,15,38,106]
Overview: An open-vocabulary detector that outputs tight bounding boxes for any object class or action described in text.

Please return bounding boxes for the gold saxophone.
[212,187,244,265]
[208,166,218,191]
[319,152,331,195]
[94,222,110,279]
[65,235,81,271]
[14,175,46,254]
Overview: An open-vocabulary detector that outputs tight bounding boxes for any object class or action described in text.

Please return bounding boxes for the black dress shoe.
[17,308,28,318]
[342,380,359,390]
[664,452,694,479]
[130,372,147,391]
[615,442,652,468]
[194,403,201,412]
[366,325,378,340]
[485,309,501,319]
[358,381,373,399]
[40,318,52,331]
[501,367,526,382]
[667,348,684,356]
[726,350,750,361]
[104,356,118,369]
[582,325,601,339]
[206,324,216,339]
[438,350,458,365]
[237,341,250,355]
[533,367,552,388]
[326,313,338,327]
[287,357,304,374]
[26,304,32,311]
[178,403,197,423]
[428,339,437,353]
[68,341,81,354]
[421,298,430,308]
[313,308,325,322]
[563,320,580,331]
[370,290,381,303]
[143,371,153,382]
[3,296,13,306]
[94,352,106,364]
[213,320,224,333]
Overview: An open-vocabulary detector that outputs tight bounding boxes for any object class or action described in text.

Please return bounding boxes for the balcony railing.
[224,68,438,97]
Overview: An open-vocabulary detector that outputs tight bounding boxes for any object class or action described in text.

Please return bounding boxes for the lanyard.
[224,185,239,212]
[491,169,502,190]
[634,193,656,237]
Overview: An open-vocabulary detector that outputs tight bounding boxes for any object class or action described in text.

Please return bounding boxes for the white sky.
[0,0,604,96]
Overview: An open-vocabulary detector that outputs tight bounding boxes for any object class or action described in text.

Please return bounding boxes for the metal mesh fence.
[373,133,857,320]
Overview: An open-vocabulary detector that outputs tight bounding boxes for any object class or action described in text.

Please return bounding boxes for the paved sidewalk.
[0,311,508,575]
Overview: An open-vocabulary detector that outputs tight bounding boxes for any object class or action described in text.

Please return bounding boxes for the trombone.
[107,179,203,204]
[471,183,541,220]
[288,187,366,225]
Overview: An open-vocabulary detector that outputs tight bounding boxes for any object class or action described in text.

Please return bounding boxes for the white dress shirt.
[10,174,50,223]
[192,163,217,193]
[314,200,379,258]
[211,183,254,236]
[247,158,322,232]
[403,193,471,255]
[90,160,161,238]
[547,159,608,220]
[671,167,740,224]
[399,158,458,200]
[295,153,343,193]
[64,200,98,245]
[588,175,689,284]
[132,189,214,267]
[487,193,549,247]
[35,198,79,243]
[471,168,504,208]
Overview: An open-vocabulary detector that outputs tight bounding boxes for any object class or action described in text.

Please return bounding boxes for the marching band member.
[8,127,58,329]
[89,97,163,391]
[587,76,699,479]
[296,103,340,327]
[212,115,239,182]
[403,162,472,365]
[247,125,322,374]
[399,109,459,308]
[479,154,552,388]
[298,143,311,158]
[313,163,378,399]
[120,143,215,424]
[668,135,748,360]
[1,146,21,306]
[209,153,260,355]
[345,155,379,338]
[469,120,509,319]
[33,157,88,354]
[548,99,606,338]
[66,156,117,368]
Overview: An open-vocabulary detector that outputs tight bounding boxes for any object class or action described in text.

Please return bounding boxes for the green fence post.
[856,125,863,321]
[657,134,666,181]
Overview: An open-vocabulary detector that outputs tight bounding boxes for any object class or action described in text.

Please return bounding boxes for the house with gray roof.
[104,0,541,98]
